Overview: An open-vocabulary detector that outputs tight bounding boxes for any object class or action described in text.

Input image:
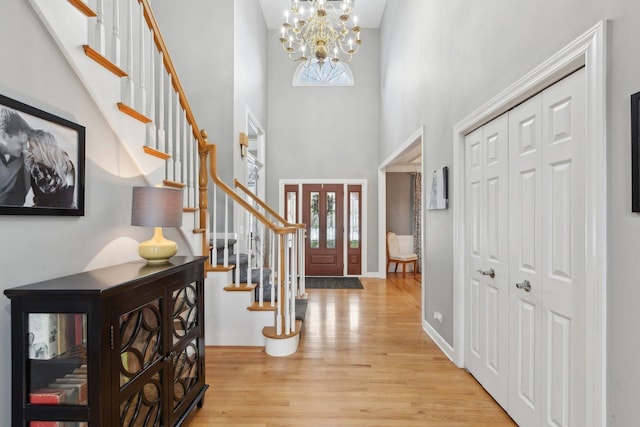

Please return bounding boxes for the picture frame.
[427,166,448,210]
[632,91,640,212]
[0,94,85,216]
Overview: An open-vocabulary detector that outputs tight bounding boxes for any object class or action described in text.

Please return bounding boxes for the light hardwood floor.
[188,274,516,426]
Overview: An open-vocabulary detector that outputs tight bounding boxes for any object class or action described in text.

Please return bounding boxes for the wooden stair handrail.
[234,178,305,230]
[207,143,296,236]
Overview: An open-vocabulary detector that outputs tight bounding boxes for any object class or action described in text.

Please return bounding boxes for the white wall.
[0,1,190,421]
[380,0,640,423]
[266,29,380,272]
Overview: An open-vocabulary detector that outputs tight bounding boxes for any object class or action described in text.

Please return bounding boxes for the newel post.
[199,129,209,267]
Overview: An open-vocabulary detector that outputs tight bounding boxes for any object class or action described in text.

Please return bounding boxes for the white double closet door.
[464,68,585,427]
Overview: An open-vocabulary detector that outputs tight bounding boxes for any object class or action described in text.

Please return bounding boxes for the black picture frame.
[0,94,85,216]
[427,166,448,210]
[632,91,640,212]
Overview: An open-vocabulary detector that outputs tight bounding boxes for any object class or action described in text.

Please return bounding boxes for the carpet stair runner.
[211,239,307,321]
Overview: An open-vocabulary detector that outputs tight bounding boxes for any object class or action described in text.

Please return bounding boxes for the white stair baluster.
[188,127,195,207]
[245,210,251,290]
[211,184,218,266]
[275,235,282,335]
[299,228,306,296]
[290,233,297,328]
[146,28,156,149]
[284,234,291,335]
[157,59,166,152]
[258,221,264,307]
[137,3,146,116]
[224,193,229,267]
[94,0,105,55]
[111,0,121,66]
[174,109,183,187]
[121,0,134,107]
[166,82,174,181]
[270,231,276,307]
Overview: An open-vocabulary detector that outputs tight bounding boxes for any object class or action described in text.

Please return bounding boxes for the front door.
[303,184,344,276]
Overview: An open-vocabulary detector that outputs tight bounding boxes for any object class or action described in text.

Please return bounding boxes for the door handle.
[515,280,532,292]
[476,268,495,278]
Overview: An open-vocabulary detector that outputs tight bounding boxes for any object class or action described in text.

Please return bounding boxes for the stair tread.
[248,302,277,312]
[224,283,257,292]
[207,264,235,272]
[262,321,303,339]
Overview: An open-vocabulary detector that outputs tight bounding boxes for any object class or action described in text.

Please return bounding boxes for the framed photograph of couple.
[0,93,85,216]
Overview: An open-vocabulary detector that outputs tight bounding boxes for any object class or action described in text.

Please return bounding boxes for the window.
[292,59,354,87]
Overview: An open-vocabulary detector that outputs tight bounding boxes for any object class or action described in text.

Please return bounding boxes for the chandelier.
[279,0,362,64]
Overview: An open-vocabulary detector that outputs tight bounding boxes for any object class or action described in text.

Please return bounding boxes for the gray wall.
[379,0,640,423]
[233,0,269,185]
[0,1,190,419]
[154,0,269,232]
[152,0,235,183]
[386,172,412,235]
[266,29,380,272]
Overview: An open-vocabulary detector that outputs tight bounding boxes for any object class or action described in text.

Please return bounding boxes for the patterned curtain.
[410,172,422,273]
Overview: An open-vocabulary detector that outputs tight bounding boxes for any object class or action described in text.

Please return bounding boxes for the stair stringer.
[28,0,203,256]
[204,269,275,346]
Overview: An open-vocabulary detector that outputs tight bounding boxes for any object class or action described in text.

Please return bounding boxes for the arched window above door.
[292,59,354,86]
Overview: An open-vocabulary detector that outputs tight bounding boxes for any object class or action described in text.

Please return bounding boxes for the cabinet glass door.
[170,281,202,416]
[28,312,88,407]
[119,297,164,426]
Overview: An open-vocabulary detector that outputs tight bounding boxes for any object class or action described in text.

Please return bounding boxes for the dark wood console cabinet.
[4,256,208,427]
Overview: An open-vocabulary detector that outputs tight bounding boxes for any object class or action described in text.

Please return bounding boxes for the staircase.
[31,0,307,356]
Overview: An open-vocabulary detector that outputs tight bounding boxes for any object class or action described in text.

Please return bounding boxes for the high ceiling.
[258,0,388,30]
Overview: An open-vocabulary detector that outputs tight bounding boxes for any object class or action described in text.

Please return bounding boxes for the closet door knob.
[515,280,532,292]
[476,268,495,278]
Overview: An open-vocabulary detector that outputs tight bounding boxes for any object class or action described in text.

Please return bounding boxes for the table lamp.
[131,186,183,264]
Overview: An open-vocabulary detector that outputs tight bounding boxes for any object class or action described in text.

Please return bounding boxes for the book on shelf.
[29,422,62,427]
[45,382,80,405]
[29,388,67,404]
[75,313,84,346]
[57,314,73,356]
[49,376,88,405]
[57,313,88,356]
[28,313,58,360]
[72,365,87,376]
[29,422,88,427]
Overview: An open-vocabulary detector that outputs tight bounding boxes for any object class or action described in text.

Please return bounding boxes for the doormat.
[304,277,364,289]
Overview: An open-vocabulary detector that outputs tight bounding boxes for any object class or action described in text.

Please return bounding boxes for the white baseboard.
[422,319,462,367]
